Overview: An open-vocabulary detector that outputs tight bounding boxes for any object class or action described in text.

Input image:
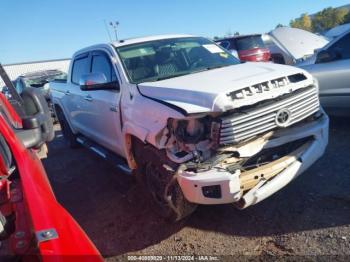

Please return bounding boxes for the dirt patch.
[39,118,350,260]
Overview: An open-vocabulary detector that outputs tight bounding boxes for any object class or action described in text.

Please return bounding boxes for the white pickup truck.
[51,35,329,221]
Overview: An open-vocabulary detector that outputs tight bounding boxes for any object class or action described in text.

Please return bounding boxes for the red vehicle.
[0,64,102,261]
[215,34,271,62]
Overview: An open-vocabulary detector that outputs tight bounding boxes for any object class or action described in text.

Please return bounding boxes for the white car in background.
[324,23,350,39]
[263,27,329,65]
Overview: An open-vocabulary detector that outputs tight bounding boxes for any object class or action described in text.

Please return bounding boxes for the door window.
[91,54,117,82]
[327,33,350,60]
[235,36,265,51]
[71,55,90,84]
[218,40,230,50]
[229,39,237,50]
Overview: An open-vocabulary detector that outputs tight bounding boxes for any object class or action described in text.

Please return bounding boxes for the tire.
[0,212,15,241]
[133,139,197,222]
[0,135,11,170]
[55,106,79,148]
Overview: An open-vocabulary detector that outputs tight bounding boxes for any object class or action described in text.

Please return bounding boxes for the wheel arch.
[53,102,77,134]
[122,122,149,170]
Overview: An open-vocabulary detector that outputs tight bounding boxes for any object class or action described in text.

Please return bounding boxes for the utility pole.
[103,20,112,42]
[109,21,119,41]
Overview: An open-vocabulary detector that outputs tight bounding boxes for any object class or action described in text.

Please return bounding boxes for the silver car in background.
[299,30,350,116]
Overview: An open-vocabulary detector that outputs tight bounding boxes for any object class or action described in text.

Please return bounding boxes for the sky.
[1,0,349,64]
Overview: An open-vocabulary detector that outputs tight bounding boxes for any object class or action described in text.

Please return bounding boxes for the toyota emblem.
[275,108,292,127]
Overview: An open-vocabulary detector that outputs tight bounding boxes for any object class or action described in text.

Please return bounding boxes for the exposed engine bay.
[154,83,326,209]
[160,84,319,166]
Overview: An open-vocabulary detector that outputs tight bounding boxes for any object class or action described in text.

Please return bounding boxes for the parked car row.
[2,70,67,122]
[220,27,350,116]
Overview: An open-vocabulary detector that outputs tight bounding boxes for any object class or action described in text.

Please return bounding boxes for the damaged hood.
[269,27,329,61]
[138,62,313,114]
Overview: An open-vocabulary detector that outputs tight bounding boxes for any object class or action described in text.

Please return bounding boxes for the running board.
[76,136,132,175]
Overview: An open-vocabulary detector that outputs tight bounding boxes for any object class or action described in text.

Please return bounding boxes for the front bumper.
[177,112,329,207]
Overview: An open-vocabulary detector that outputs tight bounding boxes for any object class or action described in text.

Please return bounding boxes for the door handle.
[65,90,70,95]
[110,105,119,112]
[84,95,93,102]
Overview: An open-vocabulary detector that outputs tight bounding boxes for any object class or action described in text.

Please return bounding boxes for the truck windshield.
[115,37,240,84]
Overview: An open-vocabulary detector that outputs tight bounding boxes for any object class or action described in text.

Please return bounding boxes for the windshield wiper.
[190,64,229,74]
[205,64,228,70]
[154,72,190,81]
[140,65,231,83]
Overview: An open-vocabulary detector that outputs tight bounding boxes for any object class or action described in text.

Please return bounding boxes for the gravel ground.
[40,117,350,261]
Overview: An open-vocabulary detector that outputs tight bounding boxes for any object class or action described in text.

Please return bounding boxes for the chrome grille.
[219,86,319,145]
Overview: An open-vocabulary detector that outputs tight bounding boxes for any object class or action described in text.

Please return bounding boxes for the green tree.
[344,12,350,24]
[312,7,349,32]
[290,13,312,31]
[275,23,285,28]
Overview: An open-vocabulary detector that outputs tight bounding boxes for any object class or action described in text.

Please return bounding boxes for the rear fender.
[53,101,77,134]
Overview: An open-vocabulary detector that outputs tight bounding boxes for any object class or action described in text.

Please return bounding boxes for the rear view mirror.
[18,88,54,149]
[79,73,119,91]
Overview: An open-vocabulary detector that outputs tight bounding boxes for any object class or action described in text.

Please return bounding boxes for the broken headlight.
[173,118,207,144]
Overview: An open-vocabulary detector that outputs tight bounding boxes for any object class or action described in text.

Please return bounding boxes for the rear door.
[80,50,123,155]
[64,52,90,132]
[302,32,350,112]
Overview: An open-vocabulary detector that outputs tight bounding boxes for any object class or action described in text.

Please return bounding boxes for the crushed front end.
[159,75,329,208]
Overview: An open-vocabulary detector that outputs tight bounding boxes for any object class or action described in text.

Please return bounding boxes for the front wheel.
[133,140,197,222]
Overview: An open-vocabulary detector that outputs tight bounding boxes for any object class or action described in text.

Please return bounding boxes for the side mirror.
[1,86,11,99]
[313,48,321,54]
[79,73,119,91]
[18,87,54,149]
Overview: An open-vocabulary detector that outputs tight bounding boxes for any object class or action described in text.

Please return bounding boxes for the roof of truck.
[111,34,195,48]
